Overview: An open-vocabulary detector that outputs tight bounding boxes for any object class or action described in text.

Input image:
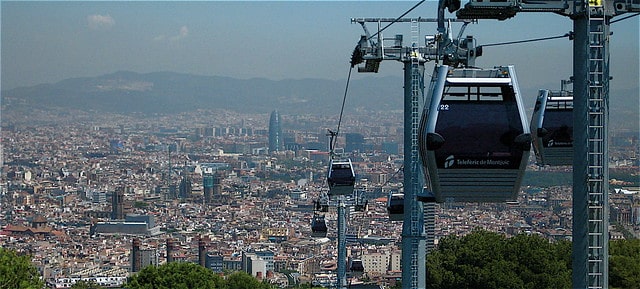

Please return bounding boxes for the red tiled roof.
[4,224,29,232]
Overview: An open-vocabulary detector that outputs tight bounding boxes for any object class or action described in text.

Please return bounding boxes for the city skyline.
[1,2,639,287]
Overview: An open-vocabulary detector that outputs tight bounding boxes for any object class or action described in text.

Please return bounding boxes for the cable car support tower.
[351,15,478,289]
[352,0,638,288]
[454,0,639,287]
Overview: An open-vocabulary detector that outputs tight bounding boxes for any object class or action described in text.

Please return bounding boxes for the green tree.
[125,262,223,289]
[609,238,640,289]
[225,271,274,289]
[0,247,44,289]
[427,229,571,289]
[125,263,276,289]
[70,280,104,289]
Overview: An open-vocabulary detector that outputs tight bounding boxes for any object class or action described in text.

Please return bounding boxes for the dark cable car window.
[542,109,573,147]
[350,260,364,271]
[435,84,524,169]
[443,85,505,101]
[330,164,354,181]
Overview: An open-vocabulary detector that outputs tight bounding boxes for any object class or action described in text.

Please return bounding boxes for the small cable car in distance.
[530,88,573,166]
[311,214,328,238]
[419,65,531,203]
[327,157,356,196]
[348,258,365,278]
[353,189,368,212]
[386,192,404,221]
[315,198,329,212]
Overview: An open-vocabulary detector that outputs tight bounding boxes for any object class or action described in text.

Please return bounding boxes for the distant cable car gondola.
[386,192,404,221]
[353,189,368,212]
[349,258,365,278]
[530,89,573,166]
[419,65,531,203]
[315,199,329,212]
[311,214,328,238]
[327,157,356,196]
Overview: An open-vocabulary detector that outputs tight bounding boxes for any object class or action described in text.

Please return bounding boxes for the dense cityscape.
[1,107,639,288]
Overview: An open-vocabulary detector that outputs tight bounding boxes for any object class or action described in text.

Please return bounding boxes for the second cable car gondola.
[311,214,328,238]
[386,192,404,221]
[315,198,329,212]
[530,89,573,166]
[419,65,531,203]
[348,258,365,278]
[327,157,356,196]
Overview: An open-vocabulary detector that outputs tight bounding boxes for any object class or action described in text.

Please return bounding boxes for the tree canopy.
[125,262,274,289]
[609,238,640,289]
[0,247,44,289]
[126,262,224,289]
[426,229,572,289]
[225,271,274,289]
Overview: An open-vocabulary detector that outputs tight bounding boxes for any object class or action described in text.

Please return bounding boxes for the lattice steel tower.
[454,0,639,287]
[351,16,472,289]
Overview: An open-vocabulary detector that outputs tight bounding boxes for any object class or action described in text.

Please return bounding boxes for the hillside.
[2,71,638,131]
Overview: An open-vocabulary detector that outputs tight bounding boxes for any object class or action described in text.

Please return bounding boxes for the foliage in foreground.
[427,229,640,289]
[125,262,274,289]
[427,229,572,289]
[609,238,640,289]
[0,247,45,289]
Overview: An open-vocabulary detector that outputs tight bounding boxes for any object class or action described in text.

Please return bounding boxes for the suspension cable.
[368,0,426,41]
[330,65,353,154]
[479,32,571,48]
[336,67,352,140]
[385,165,404,188]
[610,12,639,24]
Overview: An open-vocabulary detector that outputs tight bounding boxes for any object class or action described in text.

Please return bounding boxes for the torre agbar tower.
[269,110,283,153]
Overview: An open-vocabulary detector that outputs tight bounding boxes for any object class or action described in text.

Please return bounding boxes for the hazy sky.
[1,1,639,95]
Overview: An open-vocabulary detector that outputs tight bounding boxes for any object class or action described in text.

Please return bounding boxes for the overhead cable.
[368,0,427,41]
[610,12,639,24]
[479,32,572,48]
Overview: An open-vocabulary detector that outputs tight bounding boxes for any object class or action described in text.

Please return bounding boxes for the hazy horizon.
[2,1,638,92]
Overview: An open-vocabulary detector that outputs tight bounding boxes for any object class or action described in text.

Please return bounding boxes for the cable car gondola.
[530,89,573,166]
[327,157,356,196]
[352,189,368,212]
[386,192,404,221]
[419,65,531,203]
[315,199,329,212]
[311,214,328,238]
[348,258,365,278]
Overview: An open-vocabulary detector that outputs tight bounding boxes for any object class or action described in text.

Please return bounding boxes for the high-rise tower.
[166,238,174,263]
[111,187,125,220]
[203,174,214,204]
[268,110,283,153]
[131,238,141,272]
[179,175,192,200]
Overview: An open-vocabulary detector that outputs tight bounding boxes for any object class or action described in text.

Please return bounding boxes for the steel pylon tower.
[350,1,637,288]
[337,196,347,289]
[454,0,639,287]
[573,3,611,287]
[351,16,475,289]
[401,32,427,289]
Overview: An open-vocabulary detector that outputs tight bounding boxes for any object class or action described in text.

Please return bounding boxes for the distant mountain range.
[2,70,638,131]
[1,71,405,116]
